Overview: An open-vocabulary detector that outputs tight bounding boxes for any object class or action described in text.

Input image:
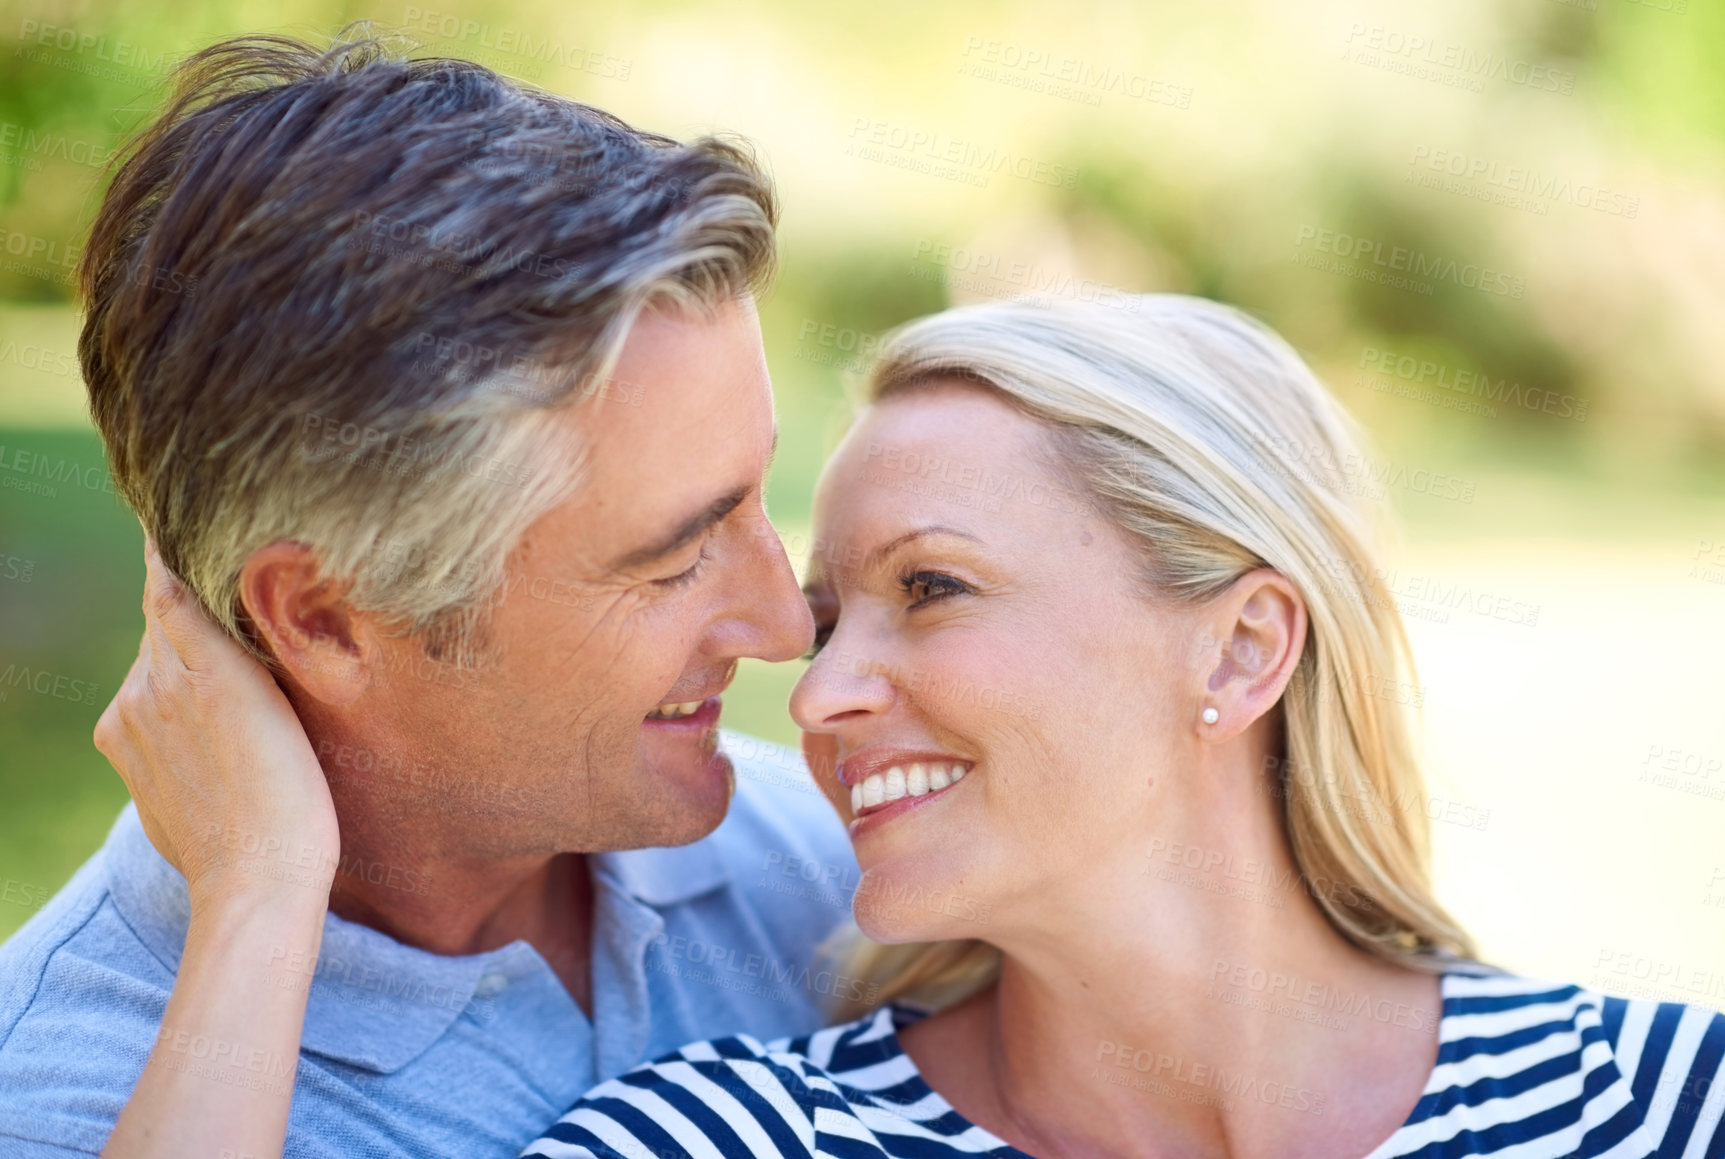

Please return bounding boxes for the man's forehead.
[575,346,772,477]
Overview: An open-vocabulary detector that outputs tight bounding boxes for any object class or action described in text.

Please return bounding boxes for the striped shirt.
[522,970,1725,1159]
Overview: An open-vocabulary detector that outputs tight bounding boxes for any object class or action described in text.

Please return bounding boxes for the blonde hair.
[829,294,1475,1018]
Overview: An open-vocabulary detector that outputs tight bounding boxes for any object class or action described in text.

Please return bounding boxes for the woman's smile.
[839,747,976,829]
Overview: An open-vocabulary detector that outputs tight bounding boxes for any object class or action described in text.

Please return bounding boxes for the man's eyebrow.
[612,486,749,572]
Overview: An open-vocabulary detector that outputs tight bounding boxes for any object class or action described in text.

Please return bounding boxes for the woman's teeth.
[646,700,703,721]
[850,762,970,814]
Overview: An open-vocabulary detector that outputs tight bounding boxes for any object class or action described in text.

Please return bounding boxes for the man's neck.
[291,692,601,1014]
[324,811,598,1016]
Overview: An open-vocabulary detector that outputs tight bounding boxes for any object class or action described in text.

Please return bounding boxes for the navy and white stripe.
[522,970,1725,1159]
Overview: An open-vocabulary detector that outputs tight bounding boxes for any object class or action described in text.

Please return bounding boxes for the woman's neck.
[897,808,1444,1159]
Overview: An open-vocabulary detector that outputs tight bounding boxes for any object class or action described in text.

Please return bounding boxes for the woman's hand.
[93,538,339,910]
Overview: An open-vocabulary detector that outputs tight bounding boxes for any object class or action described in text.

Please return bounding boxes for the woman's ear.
[1195,568,1307,738]
[237,542,375,706]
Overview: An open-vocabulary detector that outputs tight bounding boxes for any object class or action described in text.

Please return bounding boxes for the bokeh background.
[1,0,1722,1006]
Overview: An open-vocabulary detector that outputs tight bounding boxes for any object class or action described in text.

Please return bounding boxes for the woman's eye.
[898,570,969,607]
[803,621,834,661]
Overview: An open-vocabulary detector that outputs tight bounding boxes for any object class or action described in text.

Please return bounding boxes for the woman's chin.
[850,866,994,943]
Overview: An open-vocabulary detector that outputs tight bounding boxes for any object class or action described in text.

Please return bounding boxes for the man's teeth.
[646,700,703,720]
[849,762,970,813]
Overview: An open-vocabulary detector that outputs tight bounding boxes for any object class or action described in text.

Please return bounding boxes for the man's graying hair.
[79,31,777,665]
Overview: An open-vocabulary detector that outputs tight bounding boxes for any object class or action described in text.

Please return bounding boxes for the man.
[0,32,858,1157]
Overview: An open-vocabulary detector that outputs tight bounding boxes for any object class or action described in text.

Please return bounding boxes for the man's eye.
[654,544,710,589]
[897,570,969,607]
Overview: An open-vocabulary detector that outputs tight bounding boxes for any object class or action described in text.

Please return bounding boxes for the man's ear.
[1197,568,1307,739]
[237,542,374,706]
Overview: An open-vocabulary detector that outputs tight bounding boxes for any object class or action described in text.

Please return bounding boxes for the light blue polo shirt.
[0,732,860,1157]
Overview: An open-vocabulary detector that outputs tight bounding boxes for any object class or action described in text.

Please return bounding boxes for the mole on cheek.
[1080,530,1093,546]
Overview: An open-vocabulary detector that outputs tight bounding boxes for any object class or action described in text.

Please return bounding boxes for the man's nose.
[724,513,814,664]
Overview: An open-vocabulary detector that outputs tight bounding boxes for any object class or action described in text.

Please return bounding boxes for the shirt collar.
[102,800,732,1075]
[589,827,730,906]
[103,803,494,1073]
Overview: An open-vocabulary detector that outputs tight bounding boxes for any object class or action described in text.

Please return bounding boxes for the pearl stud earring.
[1201,706,1220,725]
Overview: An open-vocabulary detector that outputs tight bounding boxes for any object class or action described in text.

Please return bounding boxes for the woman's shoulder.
[1425,965,1725,1154]
[1578,976,1725,1145]
[519,1005,939,1159]
[1440,961,1725,1061]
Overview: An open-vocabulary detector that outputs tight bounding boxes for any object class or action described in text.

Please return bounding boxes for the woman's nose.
[789,633,897,733]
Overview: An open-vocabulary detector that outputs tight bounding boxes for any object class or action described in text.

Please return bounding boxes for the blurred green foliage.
[3,0,1724,936]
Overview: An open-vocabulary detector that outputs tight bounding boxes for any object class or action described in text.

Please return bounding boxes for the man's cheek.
[579,588,682,714]
[495,570,627,650]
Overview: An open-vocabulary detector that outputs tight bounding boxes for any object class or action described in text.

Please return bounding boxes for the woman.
[102,295,1725,1157]
[521,296,1725,1157]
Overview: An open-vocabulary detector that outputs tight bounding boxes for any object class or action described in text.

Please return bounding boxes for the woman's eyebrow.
[802,525,984,597]
[861,525,982,571]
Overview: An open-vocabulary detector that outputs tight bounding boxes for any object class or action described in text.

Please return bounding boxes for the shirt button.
[475,972,509,998]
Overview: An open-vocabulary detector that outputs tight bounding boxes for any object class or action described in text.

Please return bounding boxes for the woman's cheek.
[801,730,846,814]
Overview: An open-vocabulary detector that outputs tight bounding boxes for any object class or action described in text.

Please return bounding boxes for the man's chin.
[637,726,736,839]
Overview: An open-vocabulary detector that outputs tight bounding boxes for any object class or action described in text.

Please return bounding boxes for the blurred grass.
[0,422,140,934]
